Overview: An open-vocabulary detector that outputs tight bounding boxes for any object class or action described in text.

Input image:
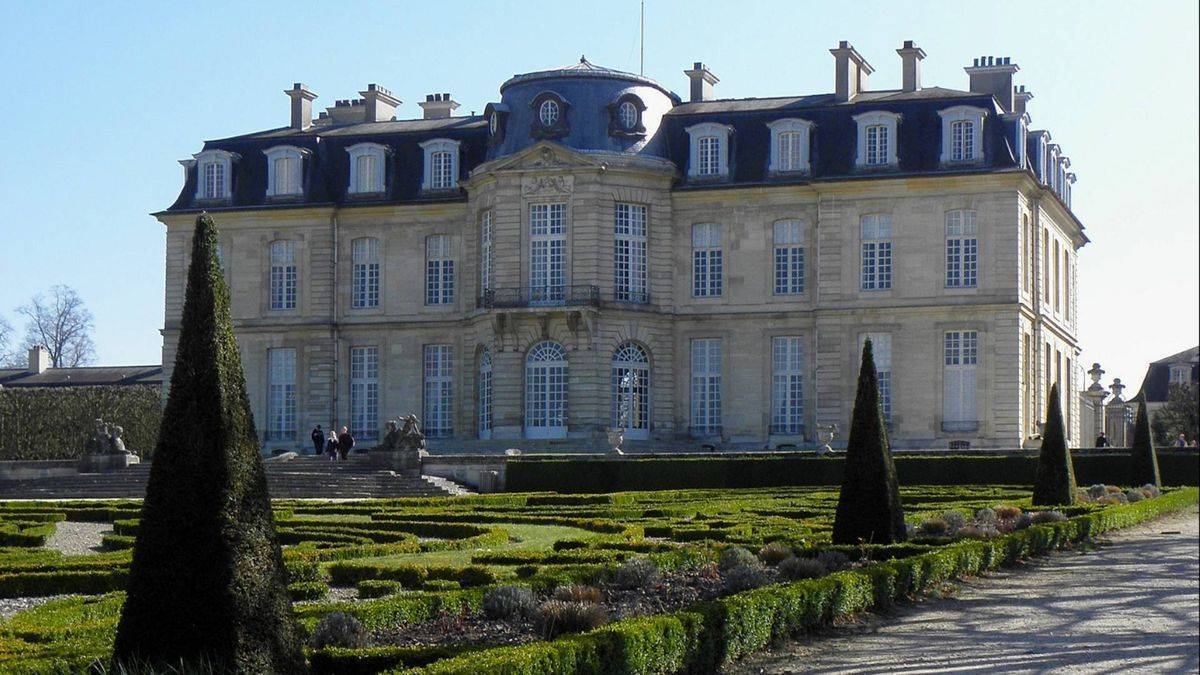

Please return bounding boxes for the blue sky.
[0,0,1196,388]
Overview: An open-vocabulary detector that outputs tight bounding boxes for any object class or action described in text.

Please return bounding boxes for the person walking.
[311,425,325,456]
[1094,431,1109,448]
[325,431,339,462]
[1174,433,1188,448]
[337,426,355,461]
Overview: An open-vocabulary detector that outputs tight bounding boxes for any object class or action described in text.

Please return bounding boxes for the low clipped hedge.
[506,453,1200,493]
[287,581,329,601]
[0,569,128,598]
[328,562,499,588]
[310,644,479,675]
[294,588,489,633]
[0,521,57,547]
[398,488,1199,674]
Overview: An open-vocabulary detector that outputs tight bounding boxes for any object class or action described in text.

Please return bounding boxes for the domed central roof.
[501,56,675,98]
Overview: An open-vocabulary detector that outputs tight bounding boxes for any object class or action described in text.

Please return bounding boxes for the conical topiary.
[1129,400,1160,487]
[113,214,304,673]
[1031,383,1077,506]
[832,339,907,545]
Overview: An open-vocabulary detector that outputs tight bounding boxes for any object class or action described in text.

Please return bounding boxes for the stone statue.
[398,414,427,456]
[376,419,402,452]
[109,425,130,455]
[84,419,110,455]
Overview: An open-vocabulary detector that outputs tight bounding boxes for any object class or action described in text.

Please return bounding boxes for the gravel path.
[730,505,1199,674]
[44,521,112,556]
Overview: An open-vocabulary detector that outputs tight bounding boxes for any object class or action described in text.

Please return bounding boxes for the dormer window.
[263,145,307,198]
[193,149,237,202]
[529,92,569,139]
[618,102,637,129]
[938,106,987,164]
[607,94,646,138]
[766,118,814,174]
[484,102,510,147]
[539,100,559,126]
[685,122,732,179]
[346,142,388,195]
[853,111,900,168]
[419,138,461,191]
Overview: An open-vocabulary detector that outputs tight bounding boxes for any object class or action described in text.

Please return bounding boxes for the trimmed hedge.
[506,453,1200,493]
[310,645,479,675]
[0,521,57,547]
[294,588,489,633]
[0,385,162,461]
[0,569,128,598]
[399,488,1199,674]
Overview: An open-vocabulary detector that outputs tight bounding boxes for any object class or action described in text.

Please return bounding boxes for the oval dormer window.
[489,113,499,135]
[539,100,560,127]
[618,101,638,130]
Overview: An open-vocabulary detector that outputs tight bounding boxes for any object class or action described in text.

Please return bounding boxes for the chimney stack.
[28,345,50,374]
[360,84,400,123]
[896,40,926,92]
[285,83,318,130]
[964,56,1020,112]
[830,41,874,102]
[1013,85,1034,115]
[684,62,719,102]
[418,93,460,120]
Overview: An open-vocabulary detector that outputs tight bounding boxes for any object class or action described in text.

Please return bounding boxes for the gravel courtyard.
[731,505,1200,674]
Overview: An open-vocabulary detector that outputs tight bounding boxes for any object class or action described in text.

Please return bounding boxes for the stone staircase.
[0,457,472,500]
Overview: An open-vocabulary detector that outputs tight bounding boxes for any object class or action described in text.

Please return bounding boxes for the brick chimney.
[28,345,50,374]
[964,56,1020,112]
[684,62,719,102]
[360,84,400,123]
[285,83,318,130]
[896,41,926,92]
[830,41,874,102]
[1013,85,1034,115]
[418,93,460,120]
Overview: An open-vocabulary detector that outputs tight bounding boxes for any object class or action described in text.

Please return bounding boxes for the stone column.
[1104,378,1130,446]
[1083,362,1108,446]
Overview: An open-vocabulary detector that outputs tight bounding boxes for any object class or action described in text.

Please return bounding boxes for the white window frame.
[617,101,639,130]
[525,341,568,439]
[1169,364,1190,385]
[346,142,388,195]
[419,138,461,191]
[938,106,987,164]
[853,111,900,168]
[611,342,651,440]
[943,330,979,430]
[770,336,805,435]
[266,348,296,442]
[269,240,298,311]
[423,344,454,438]
[766,118,814,174]
[860,333,893,422]
[479,210,493,294]
[773,219,805,295]
[614,203,648,303]
[351,237,381,309]
[691,223,723,298]
[425,235,455,306]
[193,149,236,201]
[529,203,567,305]
[690,338,722,435]
[859,214,893,291]
[685,122,732,178]
[349,346,379,441]
[538,99,560,127]
[478,348,493,439]
[263,145,306,197]
[945,210,979,288]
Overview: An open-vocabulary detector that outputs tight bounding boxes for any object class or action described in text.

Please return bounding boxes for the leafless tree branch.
[17,285,96,367]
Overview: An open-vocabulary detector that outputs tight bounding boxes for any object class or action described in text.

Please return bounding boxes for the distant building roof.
[1134,346,1199,403]
[0,365,162,389]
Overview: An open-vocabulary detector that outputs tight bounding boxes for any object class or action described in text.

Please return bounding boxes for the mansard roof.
[0,365,163,389]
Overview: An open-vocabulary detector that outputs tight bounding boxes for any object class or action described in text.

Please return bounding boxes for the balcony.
[478,285,600,309]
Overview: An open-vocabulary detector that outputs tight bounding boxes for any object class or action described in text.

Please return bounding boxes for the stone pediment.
[484,142,604,174]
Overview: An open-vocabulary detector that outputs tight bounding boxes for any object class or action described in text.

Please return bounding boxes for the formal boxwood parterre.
[0,486,1194,673]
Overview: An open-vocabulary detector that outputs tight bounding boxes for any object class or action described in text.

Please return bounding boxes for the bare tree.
[0,315,20,367]
[17,285,97,368]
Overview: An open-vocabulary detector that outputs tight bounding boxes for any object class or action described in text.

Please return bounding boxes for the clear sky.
[0,0,1196,390]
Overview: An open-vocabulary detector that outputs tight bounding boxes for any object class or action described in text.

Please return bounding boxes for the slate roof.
[0,365,163,389]
[1134,346,1200,403]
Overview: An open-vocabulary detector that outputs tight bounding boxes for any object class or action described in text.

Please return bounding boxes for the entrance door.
[612,343,650,440]
[525,341,568,438]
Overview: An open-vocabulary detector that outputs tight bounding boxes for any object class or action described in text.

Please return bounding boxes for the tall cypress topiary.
[1129,400,1161,487]
[113,214,304,673]
[832,339,906,545]
[1031,383,1077,506]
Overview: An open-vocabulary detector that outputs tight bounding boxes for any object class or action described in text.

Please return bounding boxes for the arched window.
[193,149,238,201]
[419,138,461,191]
[766,118,814,174]
[478,348,493,439]
[264,145,307,197]
[853,111,901,168]
[525,341,567,439]
[937,106,987,164]
[346,142,388,195]
[611,343,650,439]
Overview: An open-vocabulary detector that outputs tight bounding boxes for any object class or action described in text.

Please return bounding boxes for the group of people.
[310,425,355,460]
[1094,431,1198,448]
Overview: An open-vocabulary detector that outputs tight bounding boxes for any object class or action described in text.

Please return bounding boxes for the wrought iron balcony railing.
[478,285,600,309]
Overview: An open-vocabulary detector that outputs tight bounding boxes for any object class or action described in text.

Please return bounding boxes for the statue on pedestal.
[83,418,133,456]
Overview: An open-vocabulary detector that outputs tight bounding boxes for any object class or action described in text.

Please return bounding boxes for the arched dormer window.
[852,111,901,169]
[685,122,733,179]
[193,149,238,202]
[938,106,987,164]
[529,91,570,140]
[263,145,308,198]
[346,142,389,196]
[419,138,461,191]
[766,118,815,174]
[607,93,647,138]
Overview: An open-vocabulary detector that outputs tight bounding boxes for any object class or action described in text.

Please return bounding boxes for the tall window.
[777,132,804,171]
[347,143,386,194]
[1052,240,1061,313]
[939,106,986,164]
[1024,333,1034,435]
[611,343,650,439]
[356,154,378,193]
[273,156,295,195]
[614,203,648,303]
[861,333,893,422]
[767,118,813,173]
[269,240,297,310]
[950,120,974,161]
[202,161,226,200]
[525,341,568,439]
[431,152,454,189]
[1062,250,1071,322]
[1042,228,1050,303]
[479,211,493,294]
[478,348,493,439]
[945,210,978,288]
[529,203,566,304]
[770,336,804,435]
[854,111,900,168]
[1022,215,1032,294]
[349,346,379,441]
[265,145,305,198]
[697,136,721,176]
[351,237,380,309]
[420,139,461,191]
[860,214,893,291]
[943,331,979,431]
[773,219,805,295]
[423,345,453,438]
[1065,357,1072,434]
[266,348,296,442]
[690,338,722,434]
[425,235,454,305]
[865,125,889,166]
[686,123,731,178]
[691,223,723,297]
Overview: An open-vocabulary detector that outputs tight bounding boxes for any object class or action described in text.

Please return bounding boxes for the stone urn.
[607,427,625,455]
[816,423,838,456]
